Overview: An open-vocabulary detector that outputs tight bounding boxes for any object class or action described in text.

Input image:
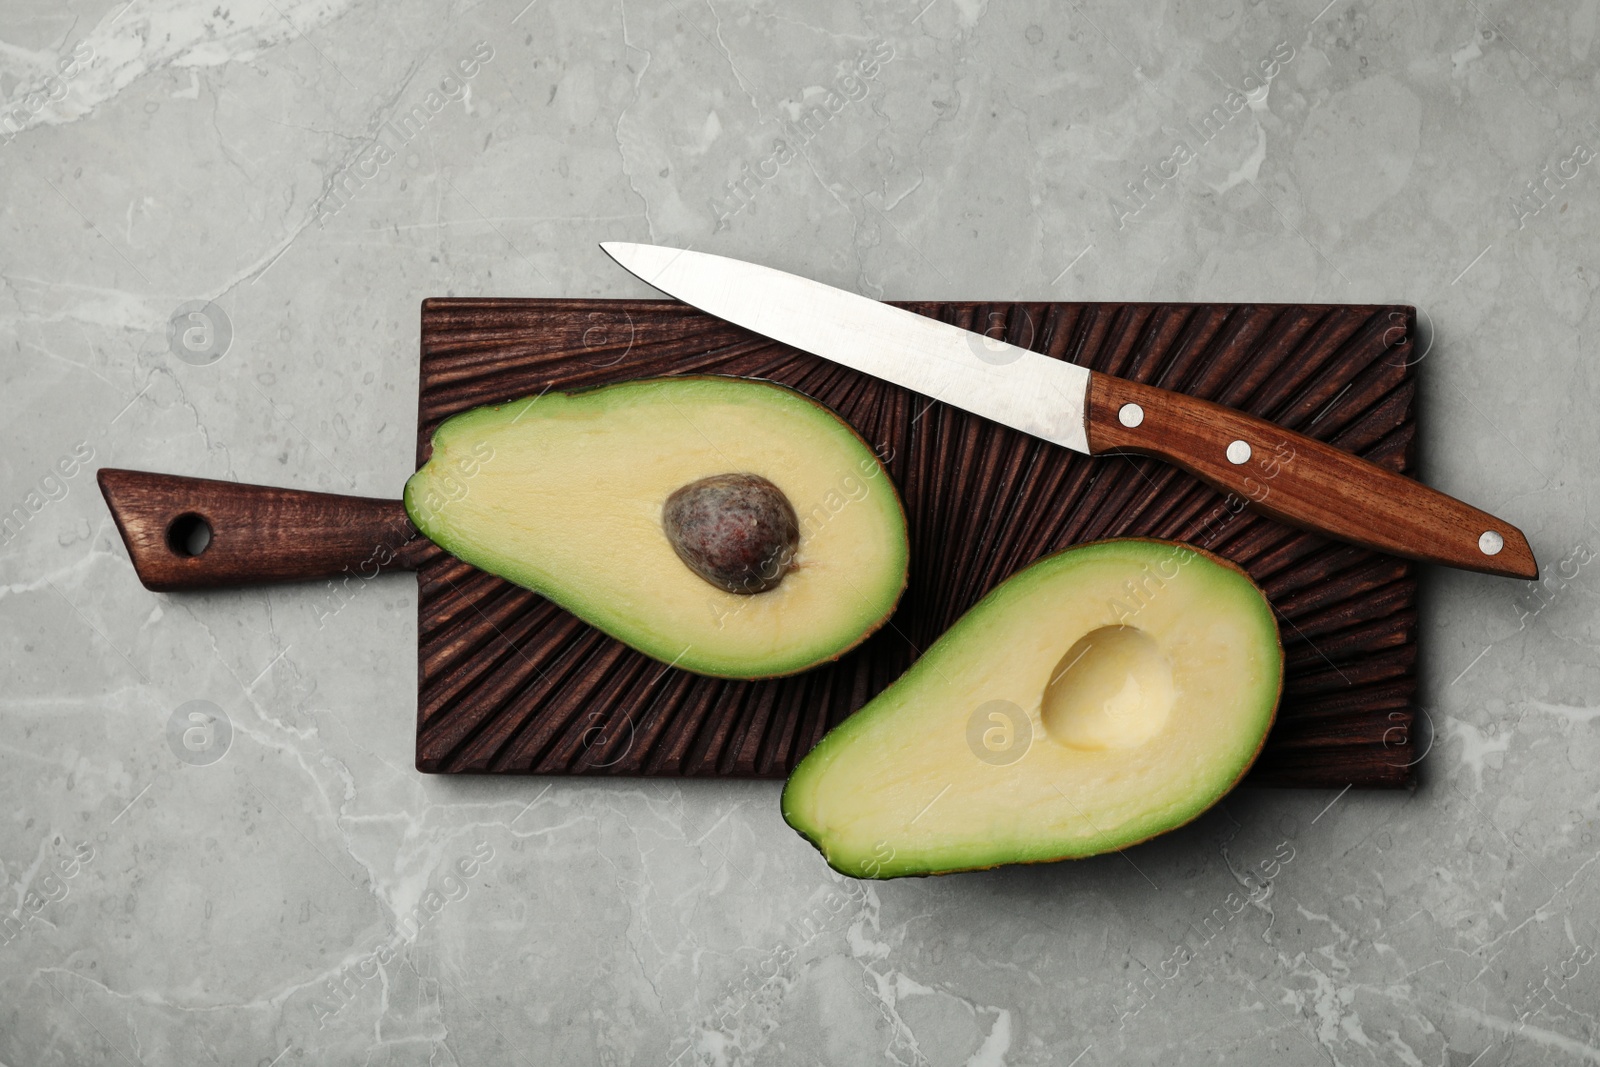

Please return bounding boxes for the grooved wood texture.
[415,298,1422,787]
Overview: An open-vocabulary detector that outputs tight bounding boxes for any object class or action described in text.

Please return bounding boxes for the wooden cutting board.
[412,298,1419,788]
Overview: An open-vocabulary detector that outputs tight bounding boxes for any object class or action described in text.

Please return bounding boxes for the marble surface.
[2,0,1597,1063]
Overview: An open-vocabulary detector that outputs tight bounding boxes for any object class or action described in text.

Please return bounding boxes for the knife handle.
[1084,373,1538,579]
[99,469,428,591]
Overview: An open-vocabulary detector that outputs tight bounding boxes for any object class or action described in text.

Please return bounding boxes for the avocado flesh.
[782,539,1282,878]
[404,377,908,680]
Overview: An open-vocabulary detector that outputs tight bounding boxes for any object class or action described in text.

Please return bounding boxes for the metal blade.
[600,243,1091,454]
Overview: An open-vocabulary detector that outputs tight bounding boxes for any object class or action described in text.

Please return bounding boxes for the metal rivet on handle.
[1479,530,1505,556]
[1226,440,1252,465]
[1118,403,1144,428]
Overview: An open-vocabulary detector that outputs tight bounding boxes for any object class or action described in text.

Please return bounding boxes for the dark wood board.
[413,298,1420,788]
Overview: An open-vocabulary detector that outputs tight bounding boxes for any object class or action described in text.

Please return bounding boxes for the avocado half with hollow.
[782,538,1282,878]
[404,376,909,679]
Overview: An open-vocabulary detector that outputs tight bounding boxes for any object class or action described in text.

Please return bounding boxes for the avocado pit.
[664,473,800,595]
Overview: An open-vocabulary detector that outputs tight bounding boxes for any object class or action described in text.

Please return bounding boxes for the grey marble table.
[2,0,1596,1064]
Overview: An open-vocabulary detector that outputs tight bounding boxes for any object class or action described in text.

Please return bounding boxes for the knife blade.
[601,242,1537,580]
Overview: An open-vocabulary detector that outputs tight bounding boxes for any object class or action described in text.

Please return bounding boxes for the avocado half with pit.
[782,539,1282,878]
[404,376,909,679]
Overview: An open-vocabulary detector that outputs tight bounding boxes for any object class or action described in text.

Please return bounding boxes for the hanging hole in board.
[167,513,213,558]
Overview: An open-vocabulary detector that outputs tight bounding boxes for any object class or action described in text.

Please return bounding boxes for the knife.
[600,242,1537,580]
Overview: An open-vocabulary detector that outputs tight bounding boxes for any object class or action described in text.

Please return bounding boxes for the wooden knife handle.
[1084,372,1538,579]
[98,469,427,592]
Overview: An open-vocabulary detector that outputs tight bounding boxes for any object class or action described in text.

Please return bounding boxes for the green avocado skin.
[404,376,909,681]
[781,538,1283,879]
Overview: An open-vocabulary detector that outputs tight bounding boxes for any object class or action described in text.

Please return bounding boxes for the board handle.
[1084,372,1538,579]
[98,469,427,592]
